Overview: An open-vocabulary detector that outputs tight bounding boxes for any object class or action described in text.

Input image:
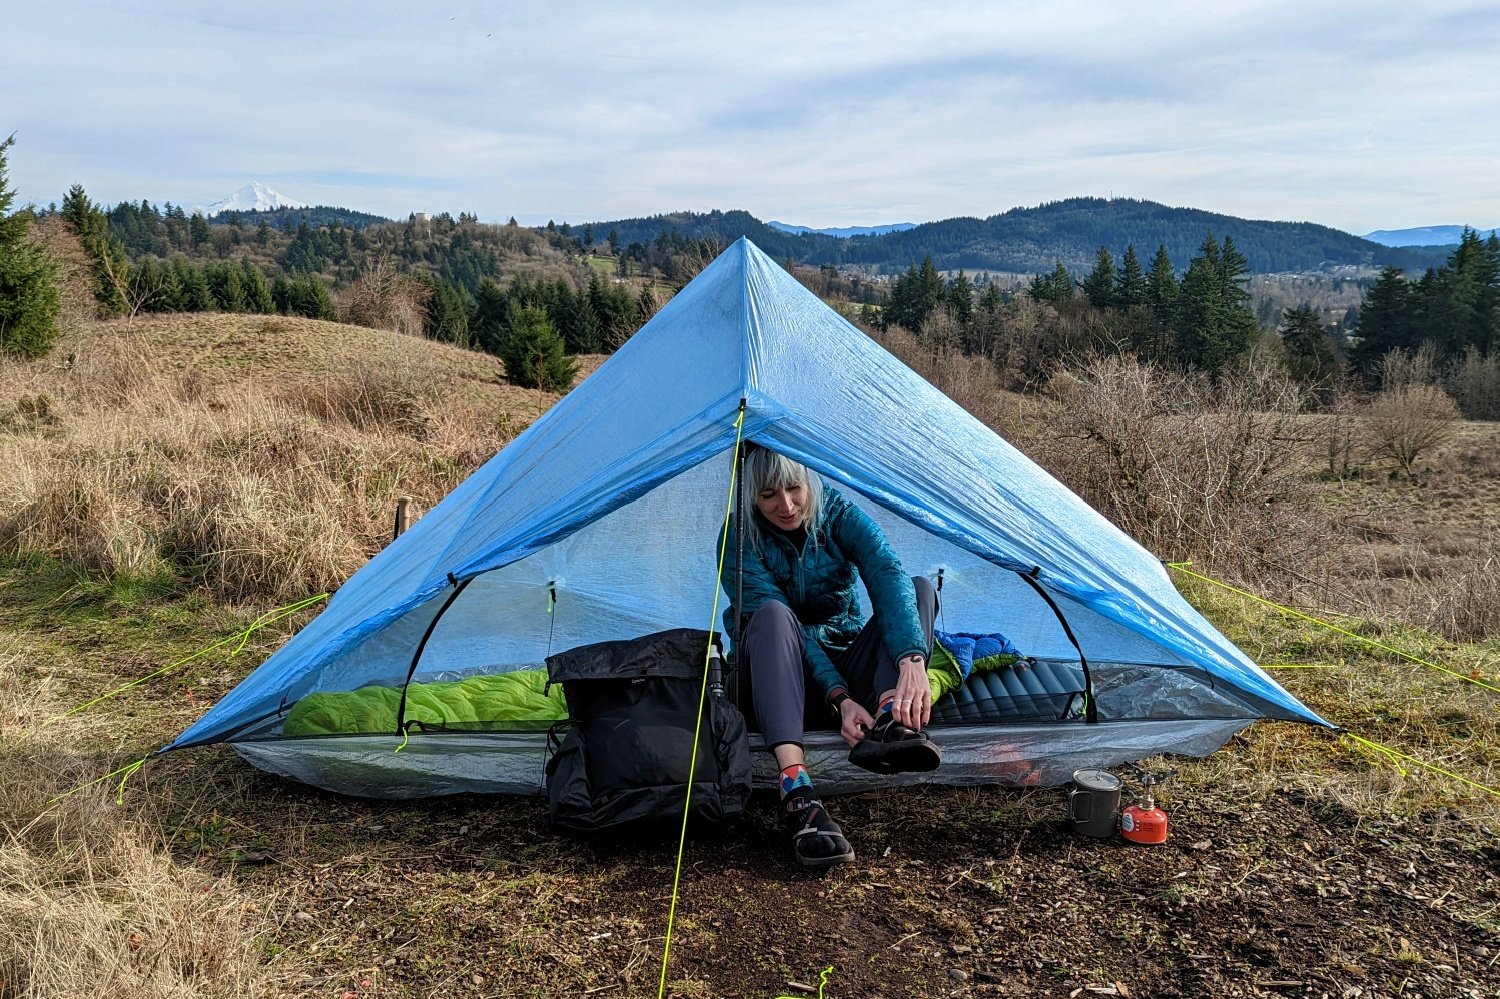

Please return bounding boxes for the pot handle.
[1069,788,1091,822]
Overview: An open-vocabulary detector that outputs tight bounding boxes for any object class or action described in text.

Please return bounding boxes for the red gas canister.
[1118,765,1175,845]
[1118,799,1169,844]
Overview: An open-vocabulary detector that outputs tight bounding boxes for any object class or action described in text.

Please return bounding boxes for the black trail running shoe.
[847,714,943,775]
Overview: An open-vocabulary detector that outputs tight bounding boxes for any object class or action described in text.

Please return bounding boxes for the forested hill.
[224,205,392,230]
[586,209,832,263]
[589,199,1444,275]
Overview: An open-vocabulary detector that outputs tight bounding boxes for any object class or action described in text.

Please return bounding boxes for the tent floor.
[231,717,1253,800]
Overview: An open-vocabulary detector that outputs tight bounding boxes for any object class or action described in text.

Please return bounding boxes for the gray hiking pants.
[744,576,938,750]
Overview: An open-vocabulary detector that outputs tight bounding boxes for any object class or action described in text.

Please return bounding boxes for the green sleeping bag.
[282,668,568,737]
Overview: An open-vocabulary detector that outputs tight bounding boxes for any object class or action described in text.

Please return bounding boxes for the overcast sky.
[6,1,1497,234]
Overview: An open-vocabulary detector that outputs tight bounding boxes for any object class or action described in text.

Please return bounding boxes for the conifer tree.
[1145,244,1178,314]
[946,270,974,323]
[471,277,510,354]
[127,256,166,314]
[1028,261,1074,305]
[207,262,247,312]
[587,273,638,347]
[182,263,216,311]
[563,287,602,353]
[1280,302,1338,395]
[501,304,576,390]
[61,183,129,316]
[977,281,1004,314]
[241,260,275,313]
[1115,244,1148,309]
[916,256,945,324]
[1349,266,1413,380]
[156,257,186,312]
[1171,233,1260,373]
[0,135,61,358]
[423,277,472,345]
[1082,246,1115,308]
[295,275,335,320]
[271,274,293,314]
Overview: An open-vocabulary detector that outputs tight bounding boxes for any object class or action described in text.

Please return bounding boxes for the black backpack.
[544,628,753,835]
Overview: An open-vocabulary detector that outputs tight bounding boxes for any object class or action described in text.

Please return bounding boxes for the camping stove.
[1119,765,1176,845]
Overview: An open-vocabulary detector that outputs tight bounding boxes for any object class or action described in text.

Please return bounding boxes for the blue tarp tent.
[168,238,1329,798]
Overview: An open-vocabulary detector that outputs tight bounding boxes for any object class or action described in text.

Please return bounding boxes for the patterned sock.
[779,763,813,799]
[878,696,895,715]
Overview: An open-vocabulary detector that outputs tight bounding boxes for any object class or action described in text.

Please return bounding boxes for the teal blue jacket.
[722,485,926,703]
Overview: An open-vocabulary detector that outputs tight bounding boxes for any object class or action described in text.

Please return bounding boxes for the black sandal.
[848,714,943,775]
[782,791,855,869]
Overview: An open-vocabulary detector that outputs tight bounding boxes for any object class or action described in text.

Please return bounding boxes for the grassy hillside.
[2,315,1497,998]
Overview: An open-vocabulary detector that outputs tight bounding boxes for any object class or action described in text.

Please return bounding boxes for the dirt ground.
[162,744,1499,999]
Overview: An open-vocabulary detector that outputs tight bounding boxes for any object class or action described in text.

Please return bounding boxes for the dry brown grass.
[0,647,293,998]
[0,315,560,602]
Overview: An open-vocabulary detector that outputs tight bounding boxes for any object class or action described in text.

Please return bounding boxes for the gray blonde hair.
[742,448,824,551]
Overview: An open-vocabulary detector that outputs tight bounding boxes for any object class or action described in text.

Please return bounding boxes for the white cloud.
[4,0,1497,233]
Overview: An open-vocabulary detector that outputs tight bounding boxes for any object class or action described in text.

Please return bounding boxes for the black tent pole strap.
[395,575,473,736]
[1017,567,1098,724]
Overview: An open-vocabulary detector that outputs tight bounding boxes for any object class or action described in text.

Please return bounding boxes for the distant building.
[412,212,431,223]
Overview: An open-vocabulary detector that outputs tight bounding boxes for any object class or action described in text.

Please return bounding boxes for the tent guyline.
[48,592,329,727]
[656,402,746,999]
[1340,732,1498,798]
[1165,562,1500,695]
[1164,562,1498,797]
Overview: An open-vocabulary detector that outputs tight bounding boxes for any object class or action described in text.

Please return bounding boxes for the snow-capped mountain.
[200,182,307,216]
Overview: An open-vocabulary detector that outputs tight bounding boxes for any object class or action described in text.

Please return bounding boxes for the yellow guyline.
[1342,733,1498,797]
[656,409,747,999]
[44,593,330,806]
[49,592,331,724]
[776,965,837,999]
[1166,562,1499,799]
[1166,562,1499,695]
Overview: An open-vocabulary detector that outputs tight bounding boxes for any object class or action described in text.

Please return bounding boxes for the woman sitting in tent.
[724,446,940,869]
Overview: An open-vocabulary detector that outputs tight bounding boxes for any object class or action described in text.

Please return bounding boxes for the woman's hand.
[838,698,876,747]
[892,654,931,730]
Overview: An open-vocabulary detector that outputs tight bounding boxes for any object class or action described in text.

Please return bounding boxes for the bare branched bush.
[336,254,430,336]
[1442,345,1500,420]
[26,216,97,339]
[872,325,1020,431]
[1025,354,1334,583]
[1378,342,1443,390]
[1363,382,1462,478]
